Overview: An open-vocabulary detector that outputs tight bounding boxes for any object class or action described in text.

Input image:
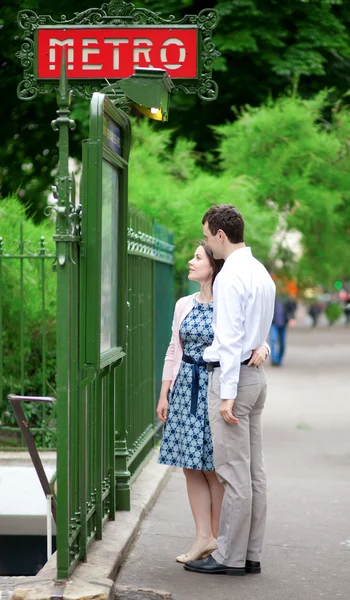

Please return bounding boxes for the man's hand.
[220,399,239,424]
[248,345,268,367]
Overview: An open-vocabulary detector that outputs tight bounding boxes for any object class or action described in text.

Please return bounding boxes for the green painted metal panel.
[82,93,130,370]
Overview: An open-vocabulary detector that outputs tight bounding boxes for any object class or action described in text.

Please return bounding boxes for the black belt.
[206,361,220,372]
[206,357,251,372]
[182,354,206,417]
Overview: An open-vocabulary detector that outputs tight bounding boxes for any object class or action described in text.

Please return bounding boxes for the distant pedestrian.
[344,299,350,325]
[308,303,322,328]
[270,295,296,366]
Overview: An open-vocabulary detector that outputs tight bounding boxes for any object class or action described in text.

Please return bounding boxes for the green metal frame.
[16,1,220,104]
[81,93,131,370]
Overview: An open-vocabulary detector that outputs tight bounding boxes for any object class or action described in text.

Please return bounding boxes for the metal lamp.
[118,67,174,121]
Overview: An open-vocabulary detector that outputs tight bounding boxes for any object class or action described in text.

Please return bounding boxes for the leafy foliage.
[215,92,350,287]
[325,301,343,324]
[127,92,350,291]
[1,0,350,216]
[0,196,56,447]
[128,118,276,294]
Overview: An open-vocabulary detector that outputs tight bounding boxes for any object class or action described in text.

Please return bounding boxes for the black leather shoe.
[245,560,261,574]
[184,555,246,576]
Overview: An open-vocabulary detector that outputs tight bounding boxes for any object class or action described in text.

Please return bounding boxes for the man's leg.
[278,325,287,364]
[270,324,280,365]
[246,368,267,562]
[208,366,261,568]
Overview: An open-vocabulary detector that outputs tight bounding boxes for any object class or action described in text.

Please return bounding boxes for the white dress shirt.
[203,247,276,399]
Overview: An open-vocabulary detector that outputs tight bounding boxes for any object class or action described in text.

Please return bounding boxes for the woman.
[156,242,269,564]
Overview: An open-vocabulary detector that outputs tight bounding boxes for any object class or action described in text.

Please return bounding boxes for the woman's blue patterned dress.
[158,298,214,471]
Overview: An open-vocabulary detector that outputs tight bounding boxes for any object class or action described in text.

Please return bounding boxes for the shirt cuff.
[220,382,238,400]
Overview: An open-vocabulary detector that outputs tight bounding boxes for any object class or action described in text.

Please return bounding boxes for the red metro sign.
[17,6,220,102]
[37,27,198,80]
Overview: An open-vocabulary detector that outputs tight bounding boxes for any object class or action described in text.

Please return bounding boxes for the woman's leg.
[183,468,215,553]
[204,470,224,539]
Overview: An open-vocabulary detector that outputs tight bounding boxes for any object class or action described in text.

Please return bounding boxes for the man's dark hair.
[202,204,245,244]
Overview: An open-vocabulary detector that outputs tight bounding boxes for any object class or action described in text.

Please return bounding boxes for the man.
[184,204,275,576]
[270,293,296,365]
[308,302,321,329]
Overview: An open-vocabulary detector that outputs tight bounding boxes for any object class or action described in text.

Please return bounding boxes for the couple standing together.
[156,204,276,576]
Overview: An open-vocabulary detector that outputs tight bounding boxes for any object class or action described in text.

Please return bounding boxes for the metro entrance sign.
[37,27,198,80]
[17,1,220,102]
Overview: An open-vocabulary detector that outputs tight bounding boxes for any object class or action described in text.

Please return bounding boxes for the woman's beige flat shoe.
[176,539,217,563]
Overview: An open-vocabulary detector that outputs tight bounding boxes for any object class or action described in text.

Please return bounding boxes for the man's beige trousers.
[208,365,267,567]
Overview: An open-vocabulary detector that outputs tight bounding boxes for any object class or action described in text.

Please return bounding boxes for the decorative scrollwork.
[196,9,220,33]
[16,39,33,70]
[71,83,103,101]
[17,74,39,100]
[172,83,197,96]
[198,78,219,102]
[103,0,176,24]
[202,38,221,72]
[72,9,107,25]
[102,0,133,17]
[17,10,41,36]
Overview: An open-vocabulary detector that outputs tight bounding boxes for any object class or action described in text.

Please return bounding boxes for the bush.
[325,302,342,325]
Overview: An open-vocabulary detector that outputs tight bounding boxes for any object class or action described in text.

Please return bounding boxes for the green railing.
[0,210,174,578]
[126,209,174,481]
[0,222,56,449]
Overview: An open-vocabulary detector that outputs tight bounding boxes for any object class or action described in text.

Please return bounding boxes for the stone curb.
[10,450,173,600]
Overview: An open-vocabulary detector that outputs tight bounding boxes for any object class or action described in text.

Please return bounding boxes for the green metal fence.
[0,222,56,449]
[126,210,174,482]
[0,208,174,578]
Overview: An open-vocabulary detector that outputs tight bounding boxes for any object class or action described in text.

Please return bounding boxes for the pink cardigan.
[162,293,270,389]
[162,293,197,390]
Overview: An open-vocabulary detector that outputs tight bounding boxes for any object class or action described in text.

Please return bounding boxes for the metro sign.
[17,6,220,102]
[37,27,198,80]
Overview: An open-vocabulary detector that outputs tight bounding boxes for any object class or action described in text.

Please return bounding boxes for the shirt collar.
[224,246,252,264]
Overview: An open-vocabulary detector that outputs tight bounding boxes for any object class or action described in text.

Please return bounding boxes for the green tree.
[215,92,350,287]
[128,118,276,294]
[1,0,350,217]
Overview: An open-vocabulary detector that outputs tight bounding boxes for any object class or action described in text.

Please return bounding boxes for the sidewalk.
[117,327,350,600]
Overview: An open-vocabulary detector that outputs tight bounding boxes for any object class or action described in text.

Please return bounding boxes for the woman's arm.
[156,380,172,423]
[161,305,179,382]
[157,299,181,422]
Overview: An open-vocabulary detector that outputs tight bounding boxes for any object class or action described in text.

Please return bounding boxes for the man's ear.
[218,229,225,242]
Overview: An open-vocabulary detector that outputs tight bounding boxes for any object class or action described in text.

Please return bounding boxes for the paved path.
[0,577,35,598]
[117,327,350,600]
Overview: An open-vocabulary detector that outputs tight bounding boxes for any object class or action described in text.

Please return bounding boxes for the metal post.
[51,51,80,580]
[47,494,53,560]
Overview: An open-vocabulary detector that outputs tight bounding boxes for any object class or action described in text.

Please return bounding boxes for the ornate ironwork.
[17,2,220,102]
[127,227,174,264]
